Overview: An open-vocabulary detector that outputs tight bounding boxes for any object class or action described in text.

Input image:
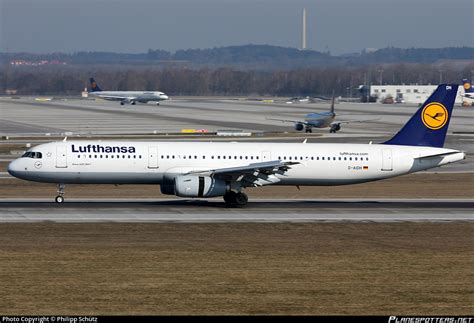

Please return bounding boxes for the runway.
[1,198,472,222]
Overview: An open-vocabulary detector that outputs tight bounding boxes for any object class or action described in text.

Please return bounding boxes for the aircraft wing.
[330,118,379,126]
[266,118,309,125]
[93,94,137,102]
[186,160,299,187]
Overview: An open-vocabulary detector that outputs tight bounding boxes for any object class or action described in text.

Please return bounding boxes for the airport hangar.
[370,84,469,104]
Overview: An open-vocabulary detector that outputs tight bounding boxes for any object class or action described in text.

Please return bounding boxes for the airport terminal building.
[370,85,466,105]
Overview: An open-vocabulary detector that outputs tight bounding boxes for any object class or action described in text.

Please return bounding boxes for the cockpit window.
[21,151,42,159]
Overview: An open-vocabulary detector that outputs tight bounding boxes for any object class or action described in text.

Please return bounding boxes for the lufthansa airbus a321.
[88,78,169,106]
[8,85,465,206]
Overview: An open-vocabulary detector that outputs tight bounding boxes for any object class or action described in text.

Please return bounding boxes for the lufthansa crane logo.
[421,102,448,130]
[464,83,471,90]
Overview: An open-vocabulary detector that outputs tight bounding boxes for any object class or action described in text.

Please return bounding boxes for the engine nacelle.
[174,175,229,197]
[295,122,304,131]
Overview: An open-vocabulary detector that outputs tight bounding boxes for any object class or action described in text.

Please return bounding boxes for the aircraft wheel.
[156,102,160,106]
[234,192,248,207]
[55,195,64,204]
[224,191,237,204]
[120,102,125,106]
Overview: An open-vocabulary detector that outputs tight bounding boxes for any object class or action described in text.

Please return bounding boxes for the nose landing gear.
[55,183,65,203]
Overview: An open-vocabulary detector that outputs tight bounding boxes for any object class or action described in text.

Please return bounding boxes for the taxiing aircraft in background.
[268,96,374,133]
[8,85,464,207]
[88,78,169,106]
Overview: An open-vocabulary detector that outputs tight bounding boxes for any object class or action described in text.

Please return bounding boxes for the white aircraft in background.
[88,78,169,106]
[9,85,464,207]
[461,79,474,99]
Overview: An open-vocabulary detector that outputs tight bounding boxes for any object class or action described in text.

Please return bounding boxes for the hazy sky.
[1,0,473,54]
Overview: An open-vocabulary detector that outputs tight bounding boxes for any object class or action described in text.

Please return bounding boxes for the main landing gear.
[223,191,248,207]
[55,183,65,203]
[305,126,313,133]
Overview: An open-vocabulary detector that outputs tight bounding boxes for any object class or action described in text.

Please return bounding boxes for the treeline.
[1,45,473,69]
[2,62,473,96]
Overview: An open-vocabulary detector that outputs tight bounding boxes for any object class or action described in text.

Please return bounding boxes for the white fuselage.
[89,91,169,103]
[8,141,465,186]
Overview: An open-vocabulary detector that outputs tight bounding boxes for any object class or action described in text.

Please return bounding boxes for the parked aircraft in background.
[8,85,464,207]
[88,78,169,106]
[461,79,473,99]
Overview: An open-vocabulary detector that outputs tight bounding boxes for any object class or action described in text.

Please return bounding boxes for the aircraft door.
[148,147,159,168]
[56,145,67,168]
[261,151,272,161]
[381,149,393,171]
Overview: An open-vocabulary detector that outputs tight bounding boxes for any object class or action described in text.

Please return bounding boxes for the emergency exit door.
[148,147,159,168]
[381,149,393,171]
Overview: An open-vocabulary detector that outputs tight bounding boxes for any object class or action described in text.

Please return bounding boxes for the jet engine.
[160,184,175,195]
[294,122,304,131]
[330,124,341,133]
[171,175,229,197]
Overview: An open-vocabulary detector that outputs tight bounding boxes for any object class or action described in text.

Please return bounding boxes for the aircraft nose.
[161,95,169,100]
[7,159,21,177]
